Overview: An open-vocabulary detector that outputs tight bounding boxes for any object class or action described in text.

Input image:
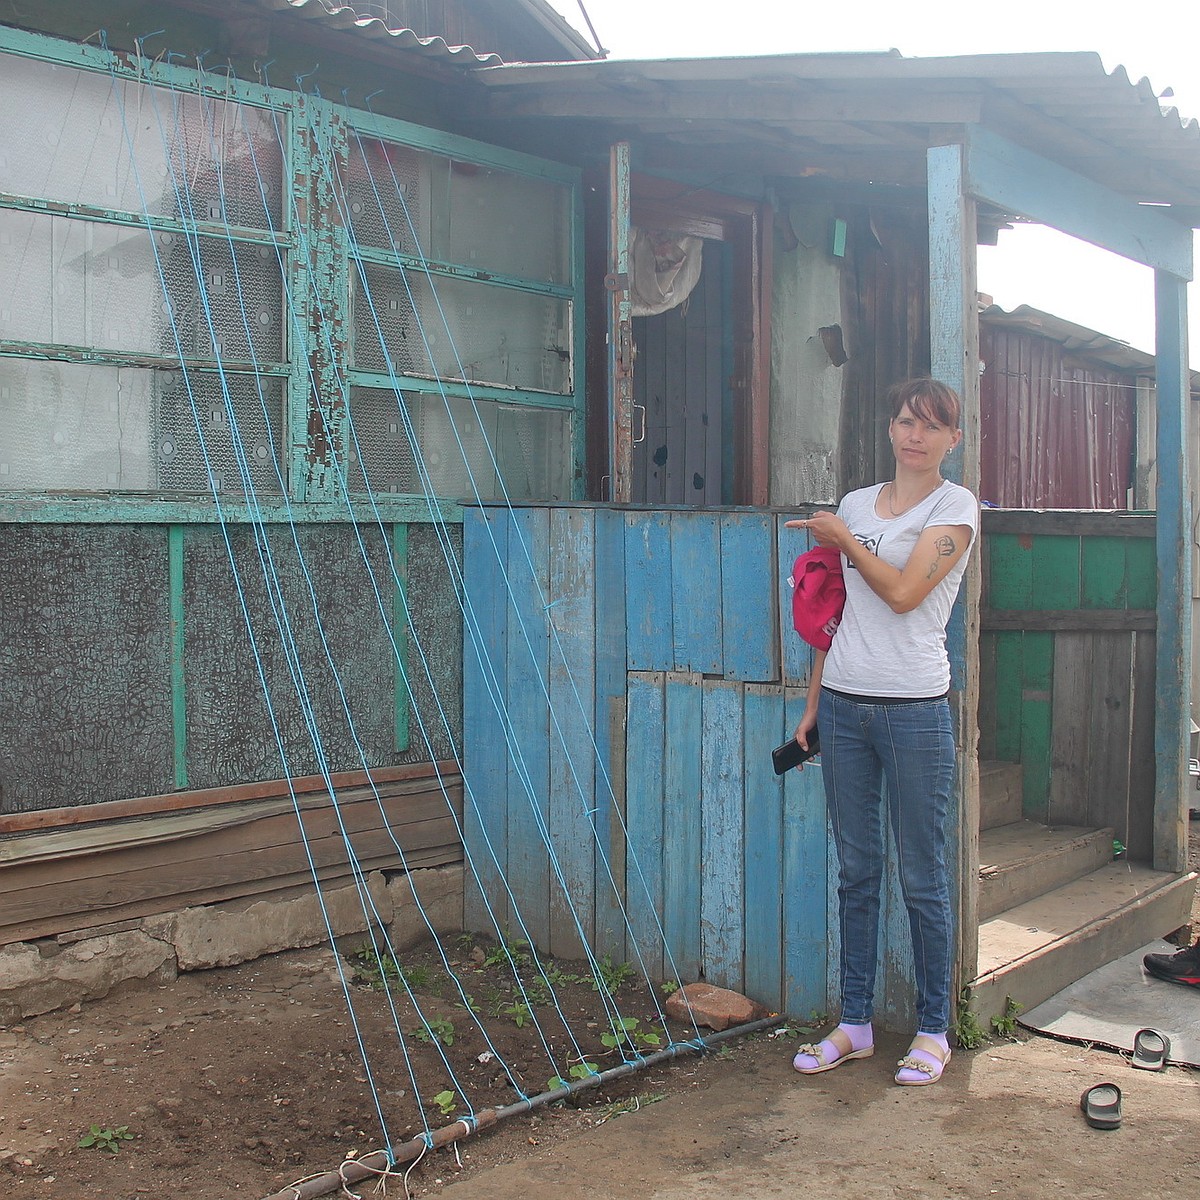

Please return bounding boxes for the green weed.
[952,988,988,1049]
[78,1125,134,1154]
[412,1016,456,1047]
[503,1002,533,1028]
[595,954,636,994]
[430,1090,457,1118]
[990,996,1023,1039]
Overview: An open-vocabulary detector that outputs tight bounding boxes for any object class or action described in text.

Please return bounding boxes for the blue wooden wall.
[462,504,931,1026]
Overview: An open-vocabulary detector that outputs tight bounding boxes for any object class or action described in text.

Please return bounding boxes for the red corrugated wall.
[980,325,1136,509]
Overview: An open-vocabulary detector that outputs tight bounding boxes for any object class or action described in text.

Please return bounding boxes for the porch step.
[979,760,1023,830]
[968,863,1198,1025]
[978,821,1114,922]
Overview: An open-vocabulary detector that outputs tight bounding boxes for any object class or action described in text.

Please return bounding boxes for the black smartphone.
[772,729,820,774]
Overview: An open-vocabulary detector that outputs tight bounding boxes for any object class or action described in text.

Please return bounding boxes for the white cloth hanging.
[629,227,703,316]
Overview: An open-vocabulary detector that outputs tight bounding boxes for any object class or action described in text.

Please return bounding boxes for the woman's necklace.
[886,479,940,516]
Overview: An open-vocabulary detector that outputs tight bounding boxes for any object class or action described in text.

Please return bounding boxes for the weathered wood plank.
[742,683,784,1008]
[1080,536,1128,609]
[1030,536,1081,610]
[462,507,510,936]
[782,687,827,1019]
[626,671,665,980]
[592,508,628,962]
[547,507,596,960]
[699,679,744,992]
[1049,632,1091,826]
[505,507,551,950]
[669,512,723,673]
[1021,632,1054,821]
[662,672,703,984]
[1127,631,1158,863]
[720,511,776,683]
[981,510,1155,537]
[1087,632,1134,843]
[992,632,1023,762]
[624,511,673,670]
[981,608,1155,631]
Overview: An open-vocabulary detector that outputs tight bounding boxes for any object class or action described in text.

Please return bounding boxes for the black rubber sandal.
[1080,1083,1122,1130]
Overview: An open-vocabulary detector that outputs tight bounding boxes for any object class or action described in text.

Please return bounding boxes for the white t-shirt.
[821,480,978,698]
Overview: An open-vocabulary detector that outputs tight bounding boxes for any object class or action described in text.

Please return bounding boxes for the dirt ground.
[0,827,1197,1200]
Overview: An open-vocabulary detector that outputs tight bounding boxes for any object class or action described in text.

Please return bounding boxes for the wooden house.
[1,0,1197,1029]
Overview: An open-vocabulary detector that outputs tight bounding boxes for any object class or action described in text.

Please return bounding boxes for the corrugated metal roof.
[472,51,1200,210]
[255,0,504,66]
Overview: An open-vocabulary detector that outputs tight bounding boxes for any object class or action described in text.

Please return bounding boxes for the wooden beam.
[965,126,1194,278]
[1153,271,1192,871]
[981,510,1155,537]
[981,608,1156,632]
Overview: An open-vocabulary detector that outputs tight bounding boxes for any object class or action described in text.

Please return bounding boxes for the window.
[0,37,581,506]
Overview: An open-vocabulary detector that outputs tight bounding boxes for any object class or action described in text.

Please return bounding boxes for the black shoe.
[1143,942,1200,987]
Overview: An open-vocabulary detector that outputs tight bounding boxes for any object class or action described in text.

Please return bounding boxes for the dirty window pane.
[346,386,572,501]
[0,209,284,362]
[0,53,284,228]
[0,359,284,494]
[350,264,571,394]
[345,138,569,283]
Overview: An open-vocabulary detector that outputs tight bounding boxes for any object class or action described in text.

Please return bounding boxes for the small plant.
[523,978,551,1006]
[483,933,532,971]
[455,932,476,949]
[952,988,988,1050]
[546,966,587,986]
[456,992,482,1014]
[503,1002,533,1028]
[430,1090,457,1118]
[659,979,680,996]
[990,996,1024,1039]
[78,1124,134,1154]
[595,954,636,994]
[600,1016,663,1052]
[547,1061,599,1090]
[412,1016,456,1047]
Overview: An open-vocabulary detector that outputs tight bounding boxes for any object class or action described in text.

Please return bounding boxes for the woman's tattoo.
[925,536,957,579]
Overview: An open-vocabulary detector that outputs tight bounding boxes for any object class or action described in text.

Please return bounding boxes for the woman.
[785,377,977,1086]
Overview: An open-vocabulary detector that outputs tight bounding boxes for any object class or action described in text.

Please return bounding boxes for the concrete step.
[979,760,1023,830]
[978,821,1114,922]
[968,863,1198,1026]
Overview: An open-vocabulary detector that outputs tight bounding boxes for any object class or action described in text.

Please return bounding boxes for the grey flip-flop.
[1080,1082,1122,1130]
[1131,1027,1171,1070]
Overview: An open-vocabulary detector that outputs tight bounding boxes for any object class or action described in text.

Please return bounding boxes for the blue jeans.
[817,687,955,1034]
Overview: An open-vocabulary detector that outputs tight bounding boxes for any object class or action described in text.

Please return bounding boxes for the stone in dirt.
[664,982,768,1032]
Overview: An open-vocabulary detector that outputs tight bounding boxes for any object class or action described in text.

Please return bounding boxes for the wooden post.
[927,141,982,986]
[607,142,633,503]
[1153,270,1192,872]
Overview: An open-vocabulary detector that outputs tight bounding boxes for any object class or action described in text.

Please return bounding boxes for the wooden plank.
[0,760,461,836]
[1086,632,1134,843]
[0,787,462,903]
[992,632,1023,762]
[777,513,813,689]
[625,671,665,981]
[981,608,1156,632]
[1048,633,1091,826]
[1125,536,1157,609]
[719,511,776,683]
[986,533,1033,609]
[662,672,703,984]
[669,512,722,673]
[965,126,1194,277]
[699,679,745,992]
[0,843,462,948]
[982,510,1155,538]
[977,632,998,760]
[1127,631,1158,863]
[624,511,673,670]
[1030,536,1080,610]
[461,507,510,936]
[1080,536,1128,609]
[782,687,827,1019]
[504,507,551,950]
[742,684,784,1008]
[547,507,596,960]
[592,508,628,962]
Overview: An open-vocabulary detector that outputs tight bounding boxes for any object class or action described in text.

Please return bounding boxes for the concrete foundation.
[0,864,464,1022]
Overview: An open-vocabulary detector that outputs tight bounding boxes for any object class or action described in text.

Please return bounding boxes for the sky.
[544,0,1200,358]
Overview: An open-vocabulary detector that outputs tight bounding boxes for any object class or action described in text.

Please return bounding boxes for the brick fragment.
[665,982,767,1032]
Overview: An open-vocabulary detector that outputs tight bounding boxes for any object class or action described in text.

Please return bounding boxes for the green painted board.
[987,533,1033,609]
[992,632,1024,762]
[1022,630,1054,692]
[1125,537,1157,609]
[1020,697,1053,821]
[1030,536,1081,610]
[1081,536,1127,610]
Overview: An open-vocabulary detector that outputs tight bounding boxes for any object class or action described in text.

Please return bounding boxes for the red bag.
[789,546,846,651]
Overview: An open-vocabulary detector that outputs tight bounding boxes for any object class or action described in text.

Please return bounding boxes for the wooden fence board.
[720,512,776,682]
[699,679,744,991]
[669,512,722,673]
[1081,536,1128,609]
[462,508,510,936]
[1087,631,1134,842]
[504,508,552,949]
[592,508,628,962]
[662,672,703,983]
[742,683,784,1007]
[1031,536,1081,610]
[1127,631,1158,863]
[625,512,672,670]
[547,508,596,960]
[987,533,1033,609]
[782,687,828,1019]
[1125,537,1157,609]
[778,516,813,688]
[992,632,1023,762]
[1049,632,1092,826]
[626,671,666,981]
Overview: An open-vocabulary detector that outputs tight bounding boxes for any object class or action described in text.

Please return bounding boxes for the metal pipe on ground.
[260,1014,784,1200]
